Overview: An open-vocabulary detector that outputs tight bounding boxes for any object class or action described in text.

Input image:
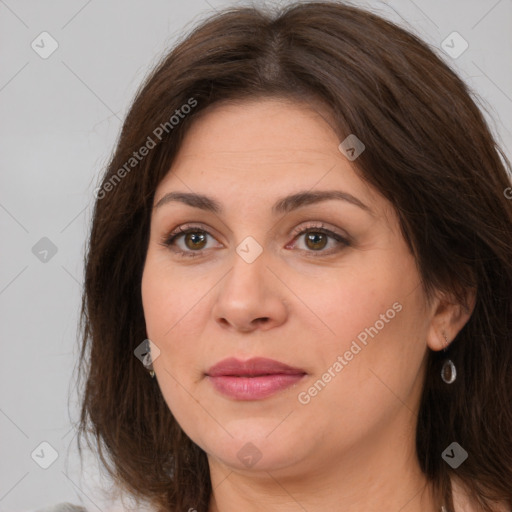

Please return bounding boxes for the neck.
[207,419,440,512]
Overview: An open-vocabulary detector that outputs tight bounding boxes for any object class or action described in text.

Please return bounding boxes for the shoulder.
[33,503,88,512]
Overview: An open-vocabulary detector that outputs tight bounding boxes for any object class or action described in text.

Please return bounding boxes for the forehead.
[175,98,338,156]
[155,98,380,207]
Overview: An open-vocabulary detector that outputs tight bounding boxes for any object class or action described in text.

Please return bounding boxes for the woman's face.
[141,98,440,480]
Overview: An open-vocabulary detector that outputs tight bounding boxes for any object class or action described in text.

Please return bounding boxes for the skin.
[141,98,474,512]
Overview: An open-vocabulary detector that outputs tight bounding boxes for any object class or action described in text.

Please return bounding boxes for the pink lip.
[206,357,307,400]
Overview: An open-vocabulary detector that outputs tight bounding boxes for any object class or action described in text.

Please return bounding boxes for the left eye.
[288,227,350,255]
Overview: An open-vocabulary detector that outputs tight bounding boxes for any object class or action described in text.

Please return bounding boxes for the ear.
[426,287,477,351]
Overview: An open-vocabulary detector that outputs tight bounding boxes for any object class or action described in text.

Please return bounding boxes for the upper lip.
[206,357,306,377]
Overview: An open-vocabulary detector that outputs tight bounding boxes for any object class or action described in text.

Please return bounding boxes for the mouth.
[205,357,307,400]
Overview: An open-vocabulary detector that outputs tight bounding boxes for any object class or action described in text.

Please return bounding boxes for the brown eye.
[183,232,207,250]
[162,226,219,258]
[290,226,350,256]
[304,232,328,251]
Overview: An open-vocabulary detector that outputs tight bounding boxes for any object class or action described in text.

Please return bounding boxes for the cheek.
[141,259,219,448]
[141,254,212,380]
[141,263,168,339]
[295,294,427,448]
[290,260,407,356]
[296,254,427,405]
[141,254,199,339]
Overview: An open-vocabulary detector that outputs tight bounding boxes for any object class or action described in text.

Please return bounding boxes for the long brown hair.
[75,2,512,511]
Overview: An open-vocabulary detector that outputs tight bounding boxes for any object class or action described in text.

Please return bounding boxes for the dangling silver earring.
[441,333,456,384]
[441,359,456,384]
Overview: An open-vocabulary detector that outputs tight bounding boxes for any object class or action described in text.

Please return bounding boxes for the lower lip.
[207,374,306,400]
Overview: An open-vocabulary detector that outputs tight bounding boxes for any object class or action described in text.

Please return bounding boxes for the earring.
[441,333,456,384]
[142,344,156,378]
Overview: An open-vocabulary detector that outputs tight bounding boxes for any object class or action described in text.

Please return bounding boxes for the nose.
[212,248,288,333]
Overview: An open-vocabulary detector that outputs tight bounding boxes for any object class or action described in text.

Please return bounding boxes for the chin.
[198,429,308,474]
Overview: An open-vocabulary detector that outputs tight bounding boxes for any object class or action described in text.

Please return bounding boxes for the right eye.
[161,224,222,258]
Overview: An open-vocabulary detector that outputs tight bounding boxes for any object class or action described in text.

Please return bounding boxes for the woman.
[74,2,512,511]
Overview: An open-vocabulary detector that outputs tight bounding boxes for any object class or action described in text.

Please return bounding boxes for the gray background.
[1,0,511,510]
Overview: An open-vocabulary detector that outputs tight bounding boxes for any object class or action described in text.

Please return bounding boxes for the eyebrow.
[154,190,373,216]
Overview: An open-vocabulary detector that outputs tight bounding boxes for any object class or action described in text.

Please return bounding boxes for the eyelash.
[161,222,350,259]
